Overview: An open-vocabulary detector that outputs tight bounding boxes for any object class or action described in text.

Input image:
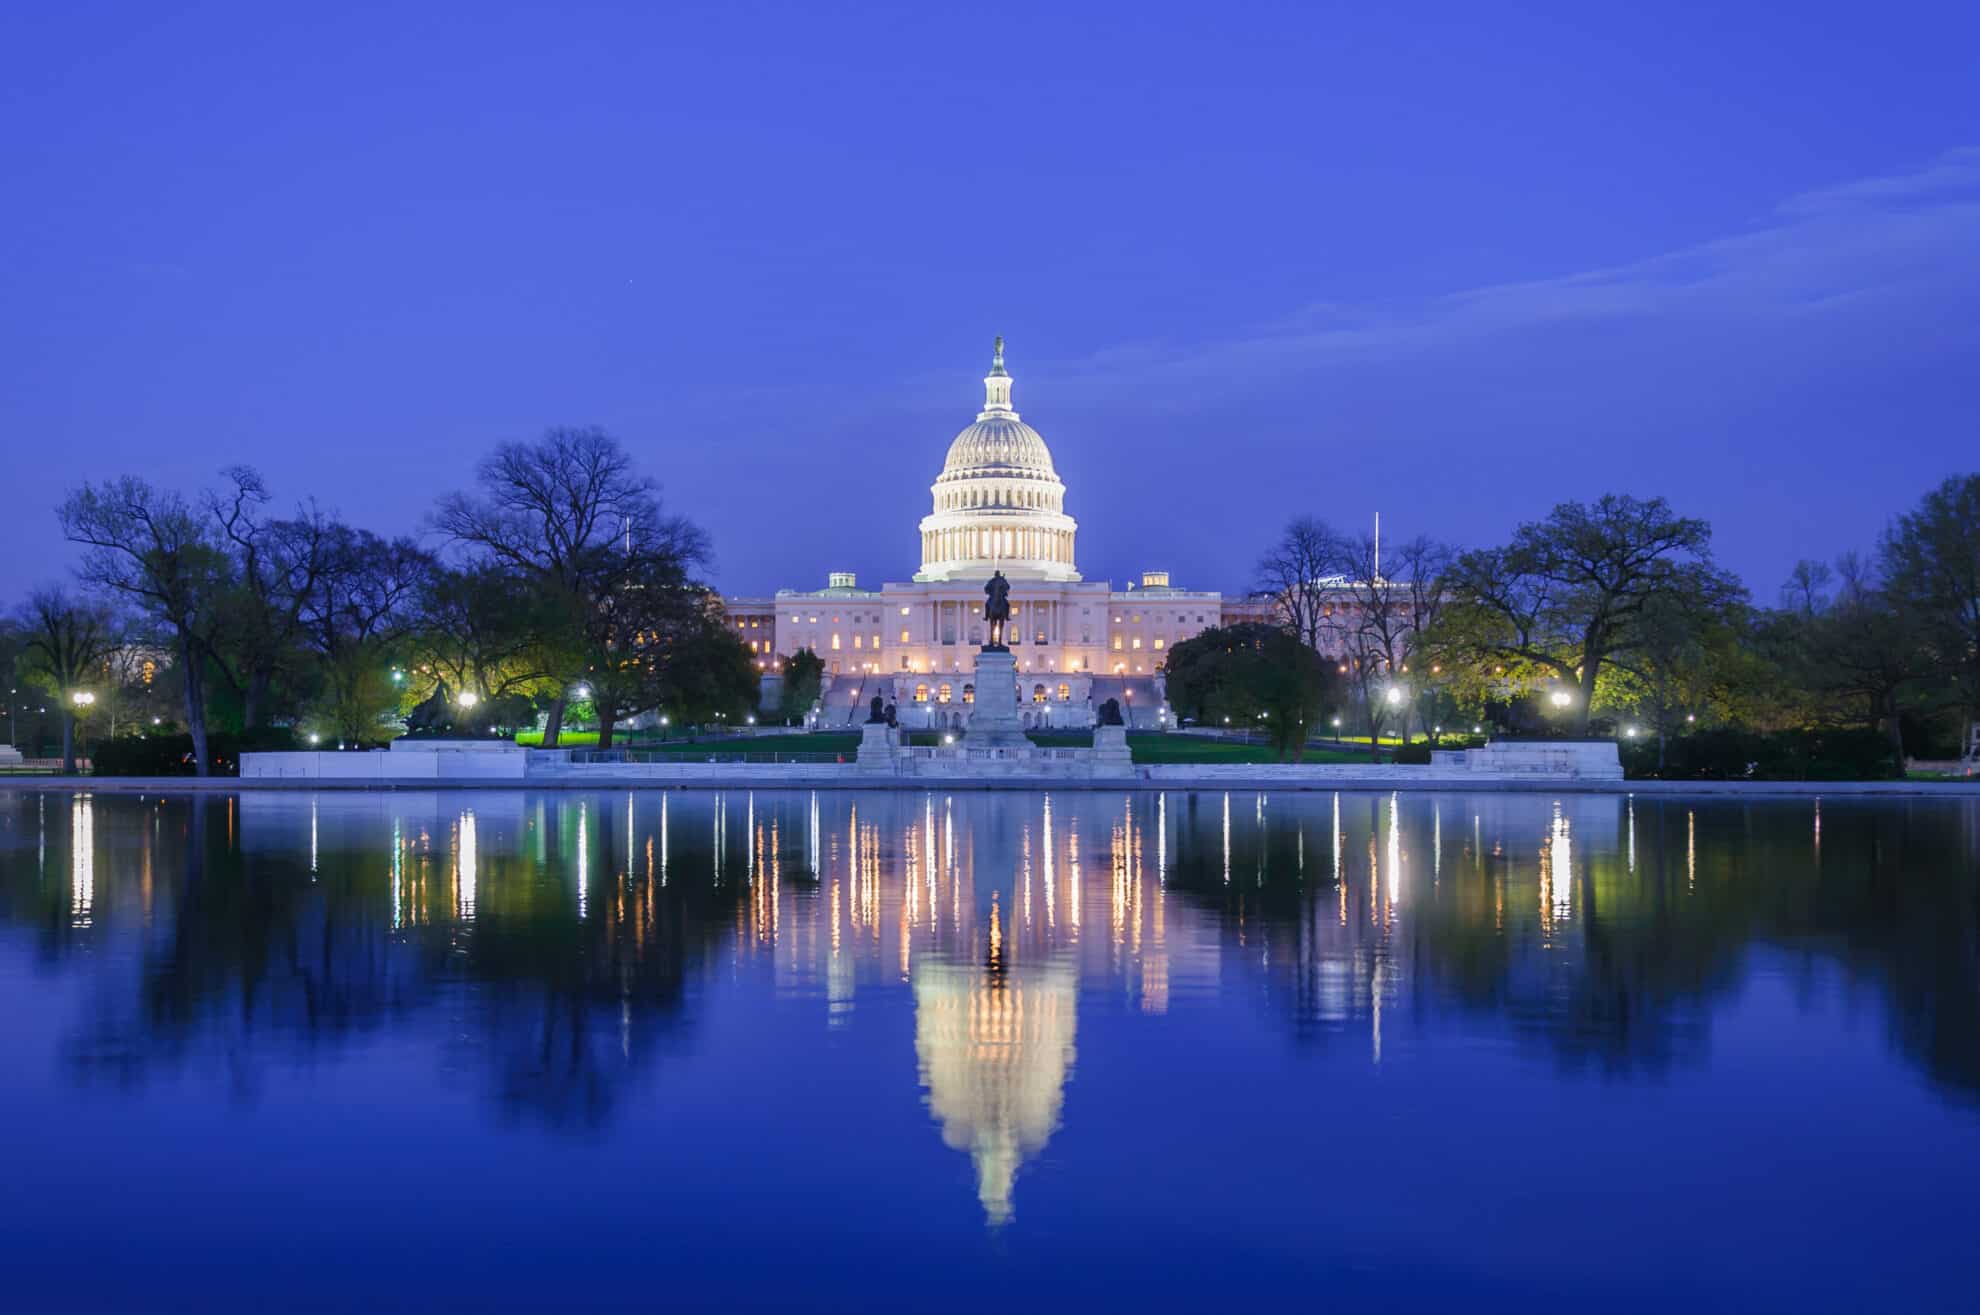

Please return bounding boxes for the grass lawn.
[512,728,1387,765]
[517,730,866,756]
[1029,731,1380,765]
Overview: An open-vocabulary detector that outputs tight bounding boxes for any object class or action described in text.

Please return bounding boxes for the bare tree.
[1779,558,1834,618]
[59,478,231,774]
[432,428,709,746]
[297,528,432,742]
[1255,516,1341,650]
[1322,530,1439,759]
[205,466,339,728]
[13,588,118,774]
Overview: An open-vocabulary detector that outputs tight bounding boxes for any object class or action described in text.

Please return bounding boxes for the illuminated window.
[915,684,929,702]
[963,684,975,704]
[1112,636,1123,651]
[871,633,880,649]
[899,628,910,643]
[937,683,952,704]
[831,634,842,650]
[1058,683,1070,701]
[1131,637,1142,650]
[1153,637,1164,650]
[1032,684,1046,703]
[853,635,863,649]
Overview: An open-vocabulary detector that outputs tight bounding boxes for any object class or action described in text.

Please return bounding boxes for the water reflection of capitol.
[33,785,1945,1220]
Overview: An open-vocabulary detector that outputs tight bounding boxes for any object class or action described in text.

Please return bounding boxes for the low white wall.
[242,748,527,780]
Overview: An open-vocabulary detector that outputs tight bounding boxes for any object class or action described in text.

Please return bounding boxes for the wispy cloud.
[1054,148,1980,396]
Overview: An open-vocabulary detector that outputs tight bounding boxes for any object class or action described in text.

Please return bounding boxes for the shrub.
[1621,727,1902,781]
[93,727,300,777]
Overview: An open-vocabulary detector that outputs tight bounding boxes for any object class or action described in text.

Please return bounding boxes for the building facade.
[727,341,1249,729]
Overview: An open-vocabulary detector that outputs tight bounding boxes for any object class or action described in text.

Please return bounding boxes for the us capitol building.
[724,340,1267,729]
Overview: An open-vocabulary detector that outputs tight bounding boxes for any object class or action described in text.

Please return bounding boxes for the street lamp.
[457,691,480,708]
[1550,689,1573,709]
[574,684,591,700]
[71,690,95,708]
[1384,686,1403,706]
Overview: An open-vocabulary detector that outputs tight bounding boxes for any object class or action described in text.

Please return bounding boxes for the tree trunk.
[1884,692,1907,763]
[1657,724,1668,773]
[541,695,567,748]
[179,631,211,777]
[60,712,76,775]
[245,667,273,730]
[1575,661,1600,735]
[597,705,617,750]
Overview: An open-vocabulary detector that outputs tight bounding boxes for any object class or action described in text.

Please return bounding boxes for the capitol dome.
[916,339,1081,583]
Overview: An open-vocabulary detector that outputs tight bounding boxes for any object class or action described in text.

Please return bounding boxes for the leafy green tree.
[779,648,824,724]
[1602,593,1747,770]
[406,562,562,718]
[1769,553,1932,758]
[1436,494,1743,734]
[12,588,118,773]
[1883,473,1980,739]
[1165,622,1338,761]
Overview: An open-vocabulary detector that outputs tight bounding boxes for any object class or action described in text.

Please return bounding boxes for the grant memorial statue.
[983,569,1011,649]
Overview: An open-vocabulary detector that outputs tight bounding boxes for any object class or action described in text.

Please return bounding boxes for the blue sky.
[3,1,1977,601]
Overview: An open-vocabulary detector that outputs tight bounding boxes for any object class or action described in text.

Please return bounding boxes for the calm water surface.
[2,787,1977,1313]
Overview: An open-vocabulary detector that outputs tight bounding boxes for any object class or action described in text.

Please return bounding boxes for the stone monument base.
[856,722,901,774]
[963,647,1029,749]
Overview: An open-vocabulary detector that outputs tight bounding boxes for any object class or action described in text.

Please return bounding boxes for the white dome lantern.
[916,338,1080,583]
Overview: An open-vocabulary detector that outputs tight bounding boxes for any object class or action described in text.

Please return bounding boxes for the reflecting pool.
[2,788,1977,1312]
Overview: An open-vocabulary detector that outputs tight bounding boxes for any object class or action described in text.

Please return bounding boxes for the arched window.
[1032,684,1047,703]
[914,684,929,703]
[937,683,952,704]
[962,683,975,704]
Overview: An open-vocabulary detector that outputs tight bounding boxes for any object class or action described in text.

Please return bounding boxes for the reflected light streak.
[1688,809,1697,891]
[1549,802,1572,921]
[70,795,94,928]
[577,801,590,919]
[457,810,477,920]
[1221,792,1231,886]
[1385,792,1401,907]
[391,818,404,931]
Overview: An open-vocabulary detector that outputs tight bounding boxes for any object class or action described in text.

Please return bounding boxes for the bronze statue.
[867,694,888,724]
[983,570,1012,648]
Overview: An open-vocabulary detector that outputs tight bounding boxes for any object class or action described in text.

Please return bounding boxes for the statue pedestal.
[964,648,1029,749]
[1091,724,1132,776]
[856,723,900,774]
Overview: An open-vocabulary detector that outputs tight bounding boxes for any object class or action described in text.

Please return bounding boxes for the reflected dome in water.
[913,901,1078,1225]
